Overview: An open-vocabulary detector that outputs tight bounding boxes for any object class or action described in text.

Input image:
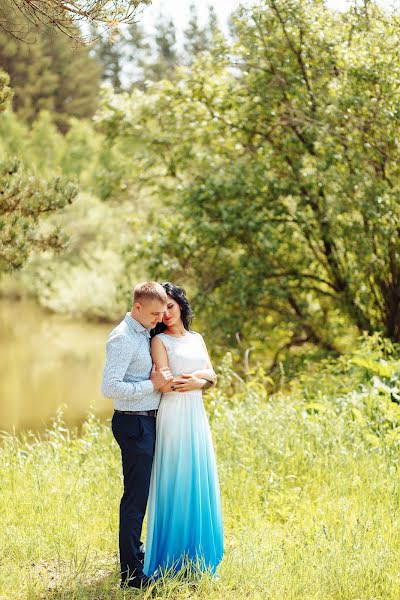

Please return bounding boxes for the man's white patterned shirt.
[101,313,161,411]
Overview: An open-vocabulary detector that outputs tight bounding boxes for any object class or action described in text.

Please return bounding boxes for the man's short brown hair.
[133,281,167,304]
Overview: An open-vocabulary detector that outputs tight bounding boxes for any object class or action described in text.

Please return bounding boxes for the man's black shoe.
[121,574,151,589]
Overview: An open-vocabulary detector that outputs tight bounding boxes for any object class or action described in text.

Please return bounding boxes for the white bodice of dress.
[156,331,208,378]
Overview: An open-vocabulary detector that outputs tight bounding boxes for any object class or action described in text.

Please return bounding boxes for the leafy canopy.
[98,0,400,352]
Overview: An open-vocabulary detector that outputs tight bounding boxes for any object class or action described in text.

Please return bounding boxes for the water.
[0,298,117,433]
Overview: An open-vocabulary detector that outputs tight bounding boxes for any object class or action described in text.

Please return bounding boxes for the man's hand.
[151,365,173,390]
[172,373,206,392]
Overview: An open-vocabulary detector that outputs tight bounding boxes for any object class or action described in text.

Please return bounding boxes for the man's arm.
[101,332,154,402]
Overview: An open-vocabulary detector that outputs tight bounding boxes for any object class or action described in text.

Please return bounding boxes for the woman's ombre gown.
[144,331,223,578]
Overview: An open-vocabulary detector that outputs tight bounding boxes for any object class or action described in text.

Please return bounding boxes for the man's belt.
[115,409,157,417]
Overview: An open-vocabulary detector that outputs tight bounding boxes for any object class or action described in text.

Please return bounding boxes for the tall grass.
[1,337,400,599]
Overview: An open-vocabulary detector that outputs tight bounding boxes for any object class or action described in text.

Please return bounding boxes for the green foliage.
[1,344,400,598]
[0,0,101,130]
[91,26,125,92]
[92,8,223,90]
[0,106,29,157]
[0,103,146,309]
[0,69,12,112]
[93,13,182,88]
[1,0,151,42]
[91,20,152,90]
[0,158,77,272]
[60,118,103,181]
[183,4,221,65]
[29,111,66,171]
[21,192,137,320]
[0,81,81,277]
[0,104,141,199]
[144,14,179,83]
[183,3,210,63]
[97,0,400,352]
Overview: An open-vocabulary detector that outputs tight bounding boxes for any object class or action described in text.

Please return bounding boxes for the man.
[102,281,173,589]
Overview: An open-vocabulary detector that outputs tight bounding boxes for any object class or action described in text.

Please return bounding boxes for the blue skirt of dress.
[143,390,224,578]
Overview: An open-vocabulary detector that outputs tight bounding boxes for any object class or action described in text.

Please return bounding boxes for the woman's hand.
[172,373,206,392]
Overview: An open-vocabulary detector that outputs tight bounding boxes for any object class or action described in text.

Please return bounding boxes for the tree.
[0,0,101,130]
[0,69,12,111]
[183,5,221,65]
[0,0,152,42]
[91,20,151,90]
[183,3,208,63]
[207,5,219,38]
[97,0,400,350]
[92,12,179,88]
[91,24,125,91]
[125,20,151,87]
[143,13,179,82]
[0,157,77,272]
[0,73,78,273]
[41,25,101,130]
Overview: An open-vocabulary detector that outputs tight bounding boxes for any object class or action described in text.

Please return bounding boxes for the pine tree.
[125,21,151,88]
[0,77,78,273]
[91,25,125,91]
[0,157,78,273]
[183,3,208,64]
[1,0,150,42]
[0,75,78,273]
[91,21,152,90]
[0,70,12,112]
[0,1,101,130]
[143,14,179,82]
[41,26,101,131]
[0,23,57,123]
[207,5,220,39]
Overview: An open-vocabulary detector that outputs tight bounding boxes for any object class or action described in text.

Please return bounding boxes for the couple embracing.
[101,281,224,589]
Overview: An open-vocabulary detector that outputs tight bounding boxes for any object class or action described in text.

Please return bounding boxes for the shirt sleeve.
[101,331,154,402]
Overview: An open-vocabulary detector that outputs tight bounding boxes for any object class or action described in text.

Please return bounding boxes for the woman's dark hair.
[151,282,194,337]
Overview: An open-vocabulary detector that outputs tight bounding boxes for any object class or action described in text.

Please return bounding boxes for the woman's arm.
[193,336,217,384]
[151,337,176,393]
[191,368,217,384]
[174,335,217,392]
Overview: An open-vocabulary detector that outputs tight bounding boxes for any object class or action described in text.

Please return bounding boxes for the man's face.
[135,299,167,329]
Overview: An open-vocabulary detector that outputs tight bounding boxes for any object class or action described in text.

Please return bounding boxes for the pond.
[0,298,116,433]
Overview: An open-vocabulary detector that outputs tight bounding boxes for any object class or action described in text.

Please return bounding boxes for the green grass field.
[1,343,400,600]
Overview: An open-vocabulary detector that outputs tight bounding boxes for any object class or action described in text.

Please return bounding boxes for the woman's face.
[163,296,182,327]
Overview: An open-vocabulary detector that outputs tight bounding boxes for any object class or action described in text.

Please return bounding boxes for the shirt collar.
[124,313,151,338]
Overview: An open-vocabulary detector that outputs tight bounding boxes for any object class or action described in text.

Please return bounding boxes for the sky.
[138,0,395,35]
[139,0,243,41]
[138,0,352,45]
[119,0,392,84]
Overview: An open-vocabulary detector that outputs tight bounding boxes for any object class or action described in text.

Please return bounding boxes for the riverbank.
[1,345,400,599]
[0,297,113,433]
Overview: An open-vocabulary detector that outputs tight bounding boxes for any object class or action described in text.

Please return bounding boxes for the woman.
[144,282,224,579]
